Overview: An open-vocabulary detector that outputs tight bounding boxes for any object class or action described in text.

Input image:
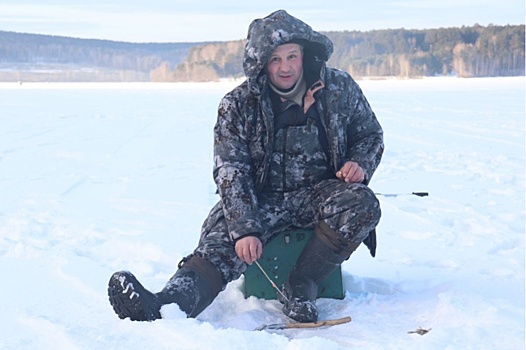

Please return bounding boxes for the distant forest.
[0,24,524,82]
[0,32,199,82]
[328,25,525,78]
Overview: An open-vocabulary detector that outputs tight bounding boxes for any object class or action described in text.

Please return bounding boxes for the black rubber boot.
[157,256,223,318]
[108,256,223,321]
[281,221,360,322]
[108,271,162,321]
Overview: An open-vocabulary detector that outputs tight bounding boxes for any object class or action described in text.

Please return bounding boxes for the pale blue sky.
[1,0,524,42]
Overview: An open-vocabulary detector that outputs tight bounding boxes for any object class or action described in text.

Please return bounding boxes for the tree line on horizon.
[0,24,523,82]
[0,31,197,82]
[168,24,525,81]
[328,24,525,78]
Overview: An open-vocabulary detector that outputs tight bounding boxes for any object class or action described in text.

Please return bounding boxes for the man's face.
[265,43,303,90]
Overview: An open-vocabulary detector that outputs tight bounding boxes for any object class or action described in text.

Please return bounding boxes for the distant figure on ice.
[108,9,383,323]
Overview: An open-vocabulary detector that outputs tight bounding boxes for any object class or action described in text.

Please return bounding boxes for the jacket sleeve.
[212,92,263,241]
[342,78,383,258]
[345,79,384,184]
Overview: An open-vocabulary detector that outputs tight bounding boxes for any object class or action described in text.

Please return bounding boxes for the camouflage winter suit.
[188,10,384,287]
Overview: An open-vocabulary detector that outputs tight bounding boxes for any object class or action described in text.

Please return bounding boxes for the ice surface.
[0,77,524,349]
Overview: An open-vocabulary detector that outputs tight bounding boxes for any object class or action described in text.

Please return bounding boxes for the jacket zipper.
[282,129,287,190]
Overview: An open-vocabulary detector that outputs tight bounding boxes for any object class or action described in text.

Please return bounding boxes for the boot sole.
[108,271,161,322]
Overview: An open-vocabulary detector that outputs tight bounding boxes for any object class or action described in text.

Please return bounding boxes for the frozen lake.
[0,77,524,349]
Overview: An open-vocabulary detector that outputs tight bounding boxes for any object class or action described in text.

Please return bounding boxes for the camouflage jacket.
[212,10,384,242]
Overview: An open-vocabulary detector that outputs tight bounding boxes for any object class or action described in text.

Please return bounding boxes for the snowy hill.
[0,77,524,349]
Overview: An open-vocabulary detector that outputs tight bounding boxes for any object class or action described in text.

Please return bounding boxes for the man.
[108,9,383,323]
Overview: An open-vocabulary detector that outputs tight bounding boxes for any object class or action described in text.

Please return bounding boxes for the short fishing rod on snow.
[374,191,429,198]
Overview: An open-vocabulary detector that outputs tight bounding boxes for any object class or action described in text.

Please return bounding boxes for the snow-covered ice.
[0,77,524,349]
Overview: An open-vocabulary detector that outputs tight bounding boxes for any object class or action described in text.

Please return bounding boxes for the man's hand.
[336,161,365,183]
[235,236,263,264]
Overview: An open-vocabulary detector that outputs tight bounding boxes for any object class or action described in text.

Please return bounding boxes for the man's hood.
[243,10,333,93]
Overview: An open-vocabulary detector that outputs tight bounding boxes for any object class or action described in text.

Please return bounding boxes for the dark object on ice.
[375,191,429,197]
[408,326,432,335]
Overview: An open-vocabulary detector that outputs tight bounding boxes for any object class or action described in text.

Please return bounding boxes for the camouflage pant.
[190,179,380,287]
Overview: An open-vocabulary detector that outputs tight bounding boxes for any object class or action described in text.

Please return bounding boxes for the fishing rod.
[254,260,289,302]
[375,191,429,198]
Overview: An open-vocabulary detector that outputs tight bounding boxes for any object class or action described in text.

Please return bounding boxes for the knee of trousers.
[321,184,381,239]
